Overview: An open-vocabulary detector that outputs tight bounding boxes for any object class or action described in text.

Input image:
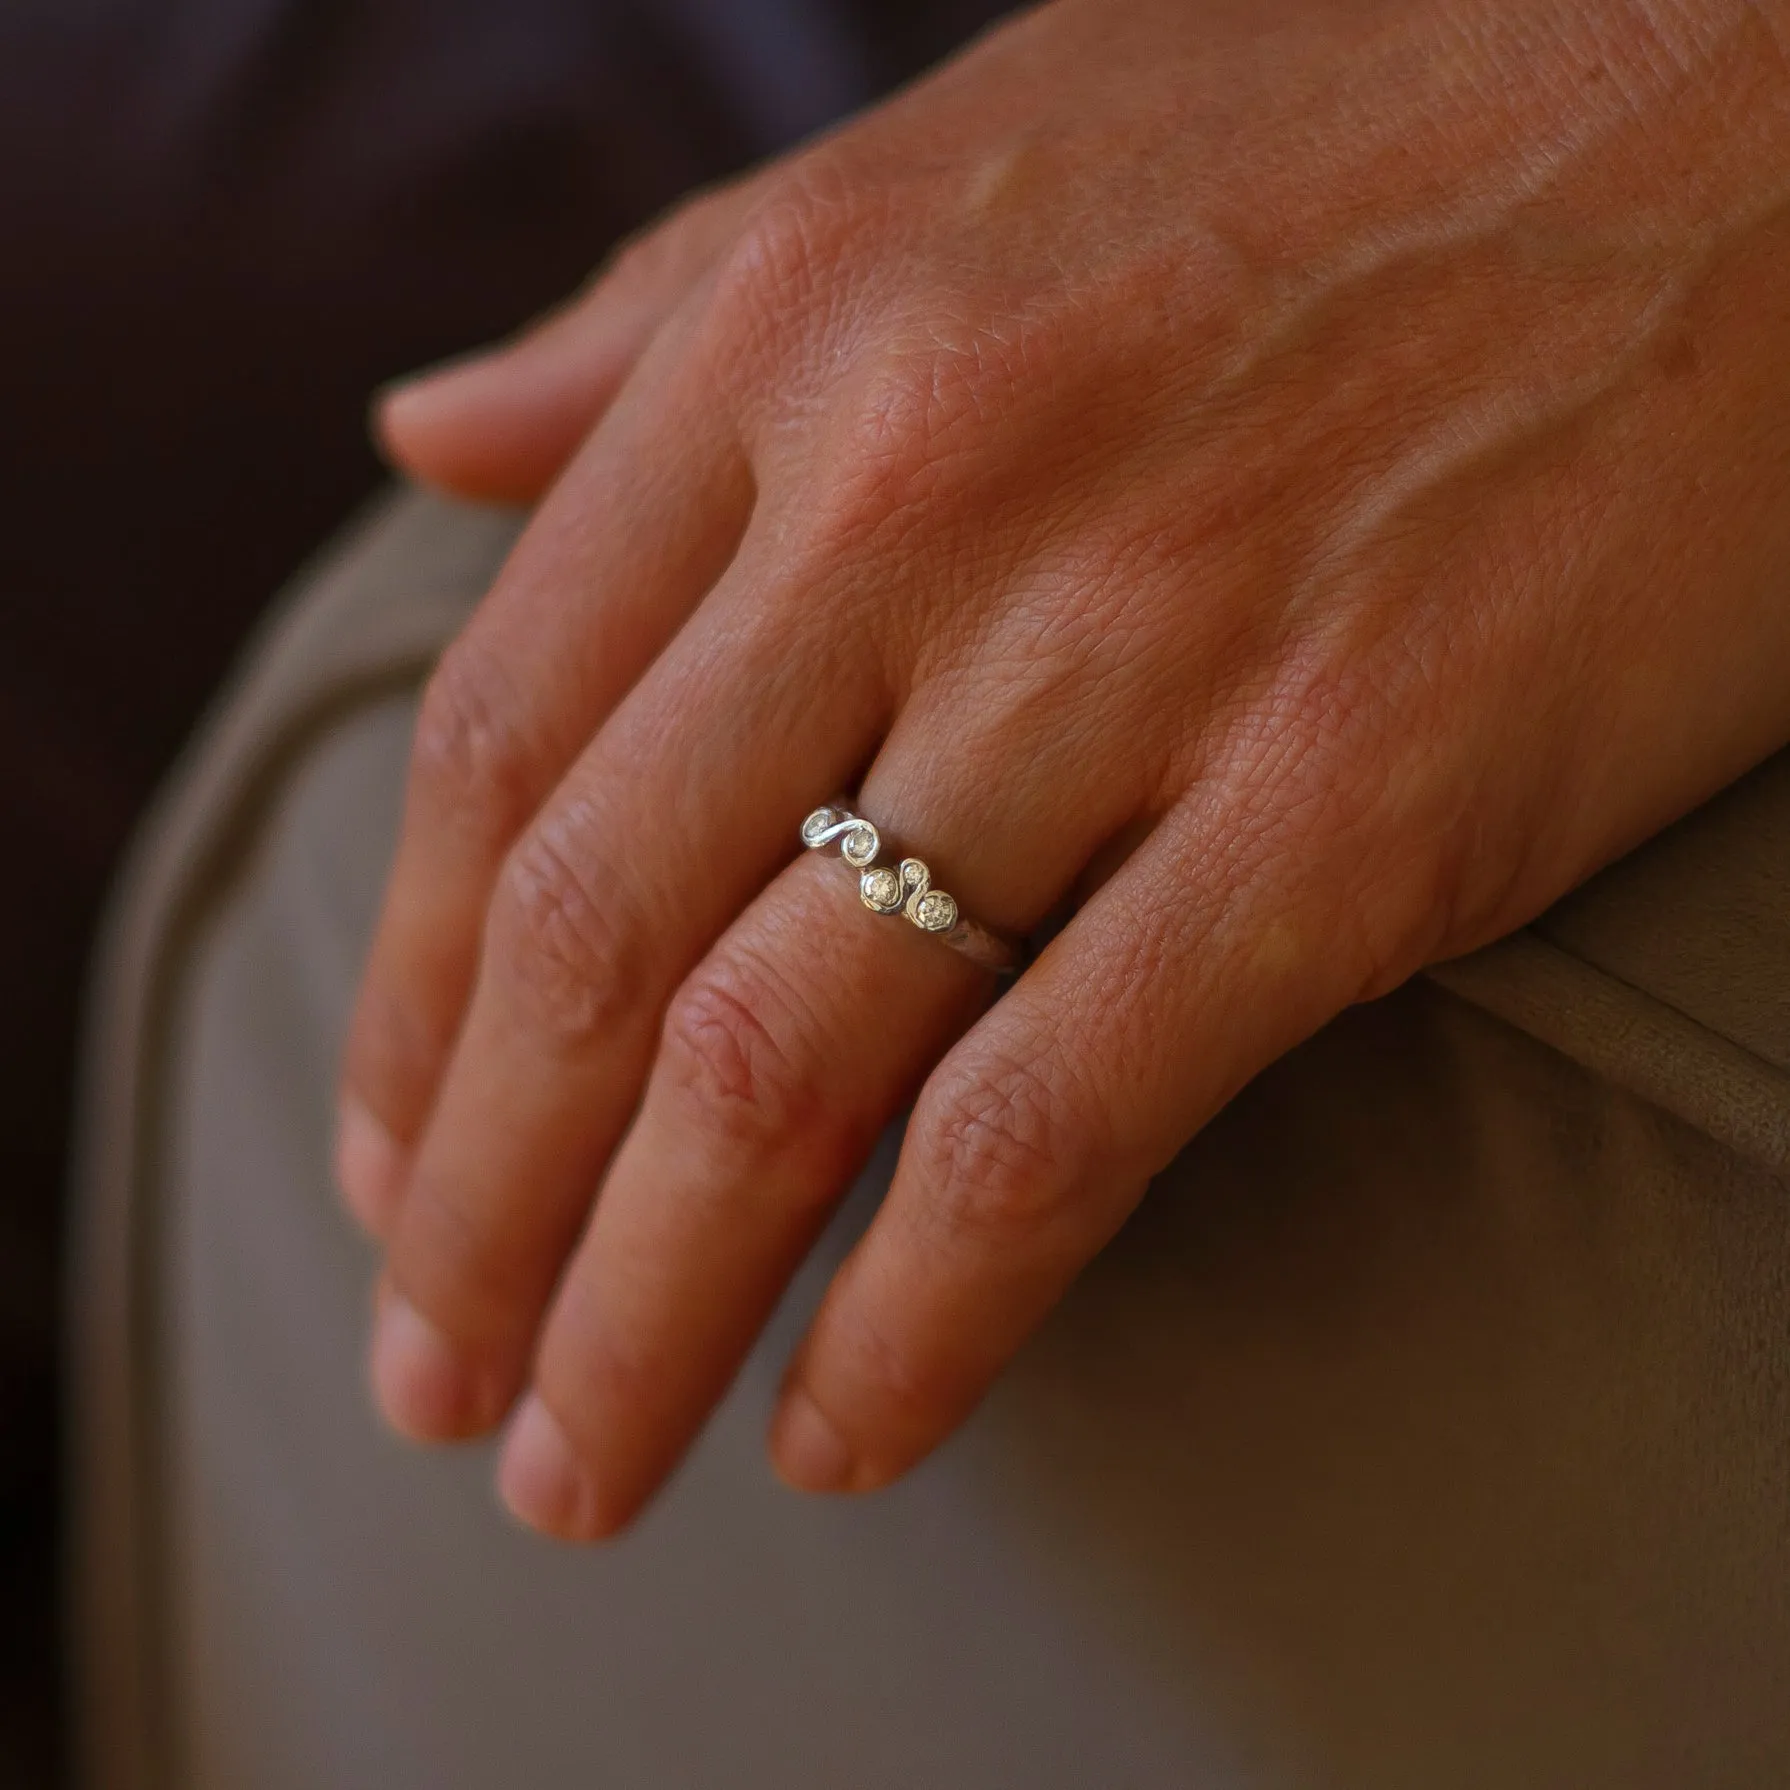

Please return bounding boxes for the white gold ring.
[801,804,1023,976]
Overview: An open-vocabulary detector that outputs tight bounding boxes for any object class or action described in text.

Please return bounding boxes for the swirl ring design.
[859,857,960,936]
[799,805,881,868]
[800,803,1021,975]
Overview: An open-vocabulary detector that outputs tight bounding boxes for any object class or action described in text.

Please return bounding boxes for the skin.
[337,0,1790,1540]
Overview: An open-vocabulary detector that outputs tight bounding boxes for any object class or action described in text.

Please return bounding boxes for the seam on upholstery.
[1425,932,1790,1177]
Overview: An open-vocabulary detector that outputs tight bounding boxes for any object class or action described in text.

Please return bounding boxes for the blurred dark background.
[0,2,1004,1779]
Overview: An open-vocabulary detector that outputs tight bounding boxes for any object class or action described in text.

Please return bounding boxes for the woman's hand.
[338,0,1790,1539]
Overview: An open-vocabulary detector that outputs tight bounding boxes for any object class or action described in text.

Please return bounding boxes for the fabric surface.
[73,490,1790,1789]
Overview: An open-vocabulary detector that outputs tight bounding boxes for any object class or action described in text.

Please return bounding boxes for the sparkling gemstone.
[801,809,832,844]
[862,867,901,910]
[914,891,957,933]
[843,825,878,866]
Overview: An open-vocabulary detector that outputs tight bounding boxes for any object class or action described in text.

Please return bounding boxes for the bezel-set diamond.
[913,890,958,933]
[802,806,880,868]
[861,866,903,911]
[800,801,1018,974]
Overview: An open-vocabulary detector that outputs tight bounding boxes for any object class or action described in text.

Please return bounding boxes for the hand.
[338,0,1790,1539]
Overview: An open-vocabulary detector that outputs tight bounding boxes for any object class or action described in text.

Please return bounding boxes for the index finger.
[336,334,754,1235]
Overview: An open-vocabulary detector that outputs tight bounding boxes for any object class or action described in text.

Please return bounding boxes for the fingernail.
[335,1099,405,1236]
[770,1388,856,1494]
[371,1295,492,1441]
[499,1395,601,1541]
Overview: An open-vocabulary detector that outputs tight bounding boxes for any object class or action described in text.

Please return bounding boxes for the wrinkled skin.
[336,0,1790,1539]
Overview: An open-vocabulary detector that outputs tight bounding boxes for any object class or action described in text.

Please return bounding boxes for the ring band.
[801,804,1024,975]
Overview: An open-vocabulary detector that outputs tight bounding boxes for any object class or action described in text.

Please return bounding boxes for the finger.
[374,558,1163,1451]
[336,322,754,1238]
[377,176,762,504]
[770,770,1410,1495]
[490,655,1165,1535]
[496,855,987,1539]
[368,538,891,1440]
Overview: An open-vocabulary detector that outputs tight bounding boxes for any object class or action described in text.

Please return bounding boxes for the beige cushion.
[72,490,1790,1790]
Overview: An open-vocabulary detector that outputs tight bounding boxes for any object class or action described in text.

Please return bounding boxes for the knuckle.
[488,819,644,1054]
[857,313,1029,463]
[768,344,986,582]
[658,949,827,1157]
[714,175,852,321]
[702,166,876,393]
[912,1045,1099,1246]
[813,301,1051,558]
[837,347,966,531]
[1218,651,1454,998]
[410,635,540,840]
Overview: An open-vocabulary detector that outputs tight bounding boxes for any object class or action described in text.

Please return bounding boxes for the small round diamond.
[862,867,902,911]
[842,825,878,867]
[801,809,833,845]
[913,891,958,933]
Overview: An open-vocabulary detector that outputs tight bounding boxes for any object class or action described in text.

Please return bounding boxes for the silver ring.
[801,804,1024,975]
